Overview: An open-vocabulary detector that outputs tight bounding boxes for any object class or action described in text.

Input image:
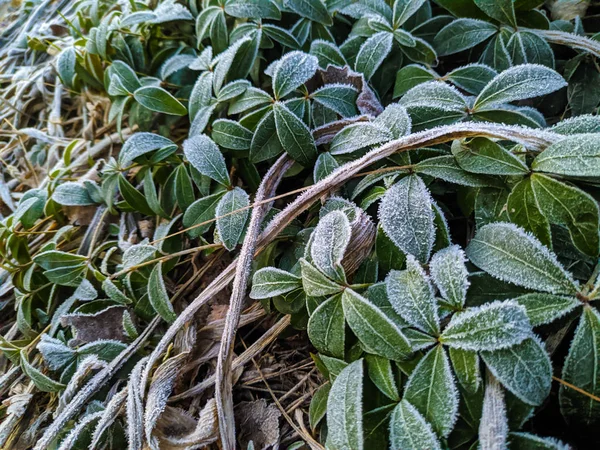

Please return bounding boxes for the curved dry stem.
[536,29,600,58]
[215,154,294,449]
[36,122,561,448]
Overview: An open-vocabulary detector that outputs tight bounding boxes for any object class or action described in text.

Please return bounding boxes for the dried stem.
[537,29,600,58]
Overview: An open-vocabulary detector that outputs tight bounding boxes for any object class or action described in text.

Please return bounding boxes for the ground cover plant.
[1,0,600,448]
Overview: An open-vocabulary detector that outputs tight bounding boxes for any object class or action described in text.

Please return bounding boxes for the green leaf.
[102,278,133,305]
[533,134,600,178]
[20,352,65,392]
[465,223,578,295]
[389,400,442,450]
[430,245,469,309]
[310,39,347,68]
[273,102,317,166]
[118,175,154,216]
[312,84,358,117]
[508,432,569,450]
[513,293,580,327]
[452,137,529,175]
[119,132,177,166]
[311,211,351,282]
[272,51,318,100]
[148,262,177,323]
[212,119,252,151]
[551,115,600,135]
[434,19,497,56]
[216,187,250,251]
[212,36,252,95]
[309,383,331,431]
[365,354,399,401]
[284,0,332,26]
[446,63,498,95]
[560,306,600,426]
[326,359,364,450]
[414,156,502,188]
[250,267,302,299]
[249,109,283,163]
[440,300,531,351]
[530,174,600,257]
[449,347,481,394]
[182,192,224,237]
[393,64,437,98]
[308,294,345,358]
[330,123,392,156]
[228,87,272,115]
[224,0,281,19]
[174,164,195,210]
[300,258,344,297]
[133,86,187,116]
[183,134,230,187]
[400,81,467,111]
[355,32,394,81]
[314,152,339,182]
[52,182,95,206]
[473,64,567,110]
[393,0,426,27]
[373,103,412,139]
[342,289,412,361]
[386,255,440,335]
[474,0,517,27]
[379,175,435,264]
[263,23,300,49]
[404,345,458,437]
[482,336,552,406]
[507,178,552,248]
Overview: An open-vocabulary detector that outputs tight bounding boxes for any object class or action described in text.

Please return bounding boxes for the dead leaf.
[60,305,127,344]
[234,399,281,450]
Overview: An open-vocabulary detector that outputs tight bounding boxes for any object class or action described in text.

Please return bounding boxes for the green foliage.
[3,0,600,447]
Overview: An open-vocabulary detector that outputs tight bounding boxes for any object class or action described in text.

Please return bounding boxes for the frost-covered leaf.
[148,262,176,323]
[473,64,567,110]
[250,267,301,299]
[183,134,230,187]
[37,334,75,371]
[326,359,364,450]
[389,400,442,450]
[300,258,344,297]
[440,300,531,351]
[284,0,332,25]
[216,187,250,251]
[312,84,359,117]
[530,174,600,257]
[465,223,578,295]
[393,0,426,27]
[342,289,412,361]
[311,211,351,282]
[414,156,502,188]
[393,64,437,98]
[434,19,497,56]
[379,175,435,264]
[513,293,580,327]
[474,0,517,26]
[133,86,187,116]
[182,192,224,237]
[559,306,600,426]
[355,32,394,81]
[400,81,467,111]
[446,63,498,95]
[314,152,339,182]
[449,347,481,394]
[373,103,411,139]
[385,255,439,335]
[272,51,318,99]
[506,178,552,248]
[225,0,281,19]
[551,115,600,135]
[273,102,317,166]
[212,119,252,151]
[533,134,600,178]
[365,354,399,401]
[481,336,552,406]
[20,352,65,392]
[508,432,570,450]
[430,245,469,308]
[310,39,347,68]
[452,137,529,176]
[52,182,95,206]
[119,133,177,166]
[404,345,458,438]
[308,294,345,359]
[330,123,392,156]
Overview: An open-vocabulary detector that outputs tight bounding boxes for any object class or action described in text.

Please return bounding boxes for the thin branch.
[536,29,600,58]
